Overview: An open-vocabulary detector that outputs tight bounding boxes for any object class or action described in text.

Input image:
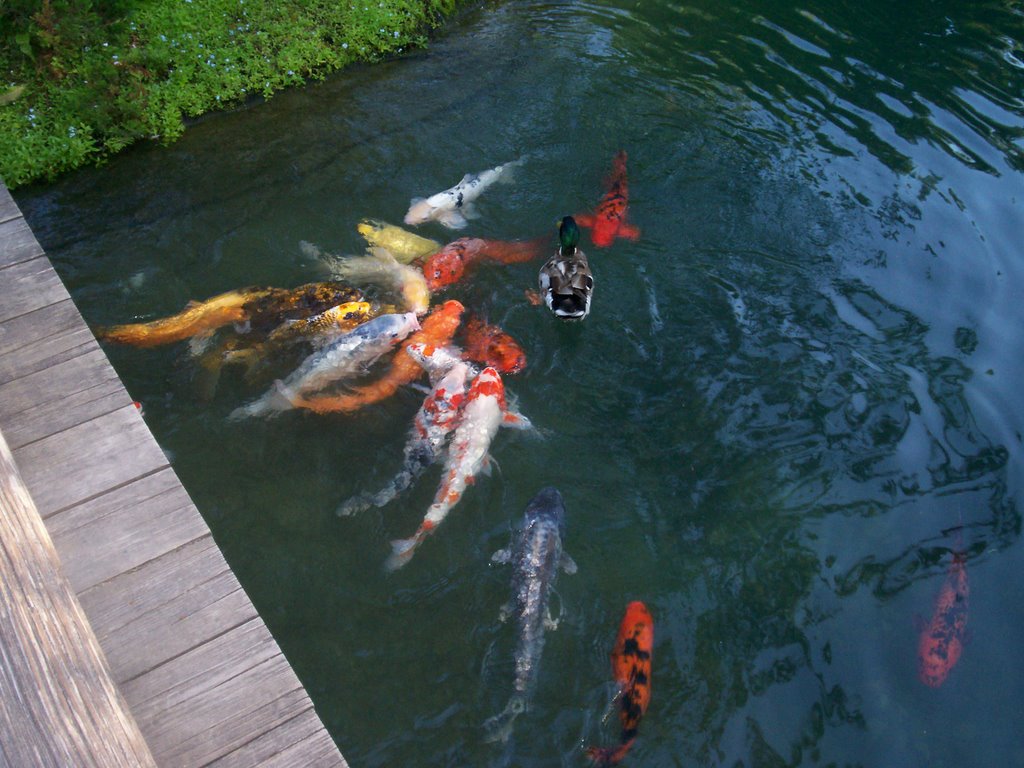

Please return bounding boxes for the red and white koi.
[337,343,475,516]
[385,366,531,571]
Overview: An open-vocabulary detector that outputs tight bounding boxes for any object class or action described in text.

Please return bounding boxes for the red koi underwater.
[421,237,546,291]
[586,601,654,766]
[576,150,641,248]
[918,549,969,688]
[462,314,526,374]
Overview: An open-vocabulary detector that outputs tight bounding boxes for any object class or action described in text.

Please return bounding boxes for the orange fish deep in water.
[918,549,969,688]
[576,150,641,248]
[462,314,526,374]
[586,601,654,766]
[421,237,545,291]
[289,300,465,414]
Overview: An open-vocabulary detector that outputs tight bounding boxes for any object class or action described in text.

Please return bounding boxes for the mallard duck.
[538,216,593,320]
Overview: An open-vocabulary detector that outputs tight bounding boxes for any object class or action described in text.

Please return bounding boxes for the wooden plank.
[78,536,257,683]
[12,404,169,518]
[0,217,44,268]
[0,256,70,323]
[208,709,347,768]
[47,468,210,593]
[124,619,313,766]
[0,346,127,451]
[0,427,157,767]
[0,183,17,224]
[0,300,97,387]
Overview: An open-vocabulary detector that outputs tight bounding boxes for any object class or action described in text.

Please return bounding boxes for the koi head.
[404,197,435,226]
[422,239,484,291]
[466,366,506,409]
[464,315,526,374]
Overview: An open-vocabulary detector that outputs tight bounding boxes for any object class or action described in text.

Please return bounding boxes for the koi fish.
[290,300,465,414]
[421,237,546,291]
[96,286,277,347]
[918,549,969,688]
[484,487,577,743]
[576,150,641,248]
[586,601,654,766]
[337,343,475,516]
[263,301,375,346]
[405,158,524,230]
[303,243,431,316]
[385,366,531,571]
[243,281,366,332]
[463,314,526,374]
[228,312,420,419]
[357,219,441,263]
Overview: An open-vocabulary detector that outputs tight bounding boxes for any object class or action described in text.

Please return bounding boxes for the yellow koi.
[357,219,441,263]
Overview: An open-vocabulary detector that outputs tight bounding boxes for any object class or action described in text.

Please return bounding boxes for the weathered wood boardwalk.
[0,180,347,768]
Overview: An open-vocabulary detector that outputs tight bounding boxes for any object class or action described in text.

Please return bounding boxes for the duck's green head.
[558,216,580,255]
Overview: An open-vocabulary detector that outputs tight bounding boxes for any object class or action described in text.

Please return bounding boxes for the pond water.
[15,0,1024,765]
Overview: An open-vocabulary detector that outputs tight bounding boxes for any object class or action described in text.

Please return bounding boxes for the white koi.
[337,343,474,517]
[302,243,431,315]
[229,312,419,419]
[385,366,531,571]
[404,158,524,230]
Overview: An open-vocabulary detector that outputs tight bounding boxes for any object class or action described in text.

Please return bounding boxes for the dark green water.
[15,0,1024,765]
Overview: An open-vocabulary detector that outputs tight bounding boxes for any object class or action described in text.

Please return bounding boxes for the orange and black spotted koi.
[462,314,526,375]
[576,150,641,248]
[918,548,969,687]
[421,237,546,291]
[586,601,654,766]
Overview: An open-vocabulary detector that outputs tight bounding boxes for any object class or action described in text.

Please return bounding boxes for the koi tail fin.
[483,695,527,744]
[227,381,295,420]
[336,491,375,517]
[585,739,636,766]
[384,522,433,571]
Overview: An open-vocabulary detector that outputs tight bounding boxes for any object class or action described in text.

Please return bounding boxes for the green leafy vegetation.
[0,0,457,188]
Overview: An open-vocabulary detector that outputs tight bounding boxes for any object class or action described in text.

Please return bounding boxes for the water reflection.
[13,0,1024,765]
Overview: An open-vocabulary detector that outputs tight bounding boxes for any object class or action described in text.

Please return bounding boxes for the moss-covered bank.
[0,0,458,188]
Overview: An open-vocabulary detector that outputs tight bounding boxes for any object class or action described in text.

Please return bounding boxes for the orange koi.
[96,286,274,347]
[918,549,969,688]
[576,150,641,248]
[462,314,526,374]
[421,237,546,291]
[289,300,465,414]
[586,601,654,766]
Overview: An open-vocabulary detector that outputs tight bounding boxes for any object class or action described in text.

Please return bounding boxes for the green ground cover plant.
[0,0,457,188]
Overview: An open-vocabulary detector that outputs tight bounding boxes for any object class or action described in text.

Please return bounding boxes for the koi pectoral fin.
[437,209,469,229]
[502,410,533,429]
[619,223,642,241]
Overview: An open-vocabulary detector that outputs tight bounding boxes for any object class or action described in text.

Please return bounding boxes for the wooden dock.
[0,180,347,767]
